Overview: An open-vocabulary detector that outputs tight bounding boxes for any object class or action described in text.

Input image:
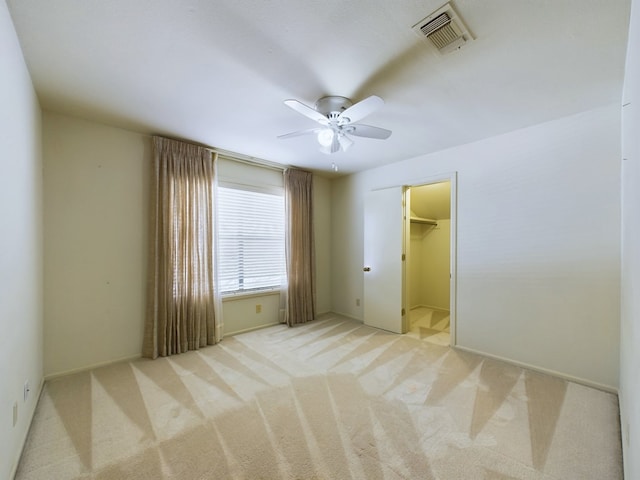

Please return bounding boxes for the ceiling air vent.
[412,3,473,54]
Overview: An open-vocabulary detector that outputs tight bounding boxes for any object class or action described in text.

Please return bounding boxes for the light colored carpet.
[16,314,622,479]
[407,306,451,346]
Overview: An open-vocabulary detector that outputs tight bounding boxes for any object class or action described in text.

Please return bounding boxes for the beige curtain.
[284,168,315,326]
[143,136,218,359]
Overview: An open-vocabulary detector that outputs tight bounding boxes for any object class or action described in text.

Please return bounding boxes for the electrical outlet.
[13,402,18,427]
[356,298,360,307]
[24,380,30,402]
[255,304,262,314]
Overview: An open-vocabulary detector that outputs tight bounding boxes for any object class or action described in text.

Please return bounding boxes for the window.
[217,185,286,295]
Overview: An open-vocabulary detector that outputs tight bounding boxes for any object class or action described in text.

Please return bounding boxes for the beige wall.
[620,0,640,477]
[0,2,43,478]
[43,112,149,376]
[408,182,452,310]
[331,174,367,320]
[42,112,332,374]
[410,219,451,310]
[409,226,424,308]
[314,174,332,314]
[222,293,281,335]
[331,105,621,389]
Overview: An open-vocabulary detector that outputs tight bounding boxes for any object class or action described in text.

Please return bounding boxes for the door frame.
[394,172,458,345]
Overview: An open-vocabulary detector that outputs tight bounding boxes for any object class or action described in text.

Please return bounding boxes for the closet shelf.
[410,216,437,226]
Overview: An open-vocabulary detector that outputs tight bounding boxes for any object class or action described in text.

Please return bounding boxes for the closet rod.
[410,216,438,226]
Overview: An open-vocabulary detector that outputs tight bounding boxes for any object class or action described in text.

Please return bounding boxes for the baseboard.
[10,377,45,480]
[44,354,142,381]
[224,322,281,336]
[454,344,618,394]
[330,310,363,322]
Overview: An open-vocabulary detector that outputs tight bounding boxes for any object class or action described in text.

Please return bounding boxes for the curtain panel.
[143,136,218,359]
[284,168,316,326]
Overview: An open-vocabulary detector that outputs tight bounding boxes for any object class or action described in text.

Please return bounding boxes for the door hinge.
[402,254,406,261]
[401,308,406,316]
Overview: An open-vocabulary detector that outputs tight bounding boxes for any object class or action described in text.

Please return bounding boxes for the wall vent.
[412,3,473,54]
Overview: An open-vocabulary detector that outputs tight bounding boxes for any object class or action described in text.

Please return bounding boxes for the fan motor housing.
[315,96,353,116]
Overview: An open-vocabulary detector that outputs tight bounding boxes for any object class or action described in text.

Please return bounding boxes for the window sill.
[221,289,281,302]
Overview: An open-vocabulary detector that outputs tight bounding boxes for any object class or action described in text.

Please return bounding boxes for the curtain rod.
[148,134,288,172]
[210,147,288,173]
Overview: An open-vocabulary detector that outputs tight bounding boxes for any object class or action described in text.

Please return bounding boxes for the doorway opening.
[405,179,455,346]
[362,174,456,341]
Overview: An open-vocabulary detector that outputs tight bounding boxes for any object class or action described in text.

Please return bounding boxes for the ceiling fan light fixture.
[338,133,353,151]
[317,128,335,147]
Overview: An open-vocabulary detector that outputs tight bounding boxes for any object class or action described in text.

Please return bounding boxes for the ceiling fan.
[278,95,392,154]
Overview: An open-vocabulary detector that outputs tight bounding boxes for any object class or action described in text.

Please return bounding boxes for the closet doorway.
[406,179,455,345]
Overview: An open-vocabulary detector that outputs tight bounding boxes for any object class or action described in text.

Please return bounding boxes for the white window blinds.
[217,185,286,295]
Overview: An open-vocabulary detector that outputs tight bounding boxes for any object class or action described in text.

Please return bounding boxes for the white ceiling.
[7,0,631,176]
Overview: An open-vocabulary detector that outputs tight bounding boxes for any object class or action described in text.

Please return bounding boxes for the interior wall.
[331,173,367,319]
[414,219,451,310]
[331,104,621,389]
[313,174,332,314]
[43,112,149,377]
[42,112,332,375]
[0,2,43,478]
[409,224,424,308]
[409,182,452,311]
[620,0,640,477]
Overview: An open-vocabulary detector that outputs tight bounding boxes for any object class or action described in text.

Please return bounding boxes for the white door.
[363,187,407,333]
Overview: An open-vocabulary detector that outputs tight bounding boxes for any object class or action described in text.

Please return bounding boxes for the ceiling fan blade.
[347,124,392,140]
[284,99,328,124]
[338,95,384,123]
[278,127,320,140]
